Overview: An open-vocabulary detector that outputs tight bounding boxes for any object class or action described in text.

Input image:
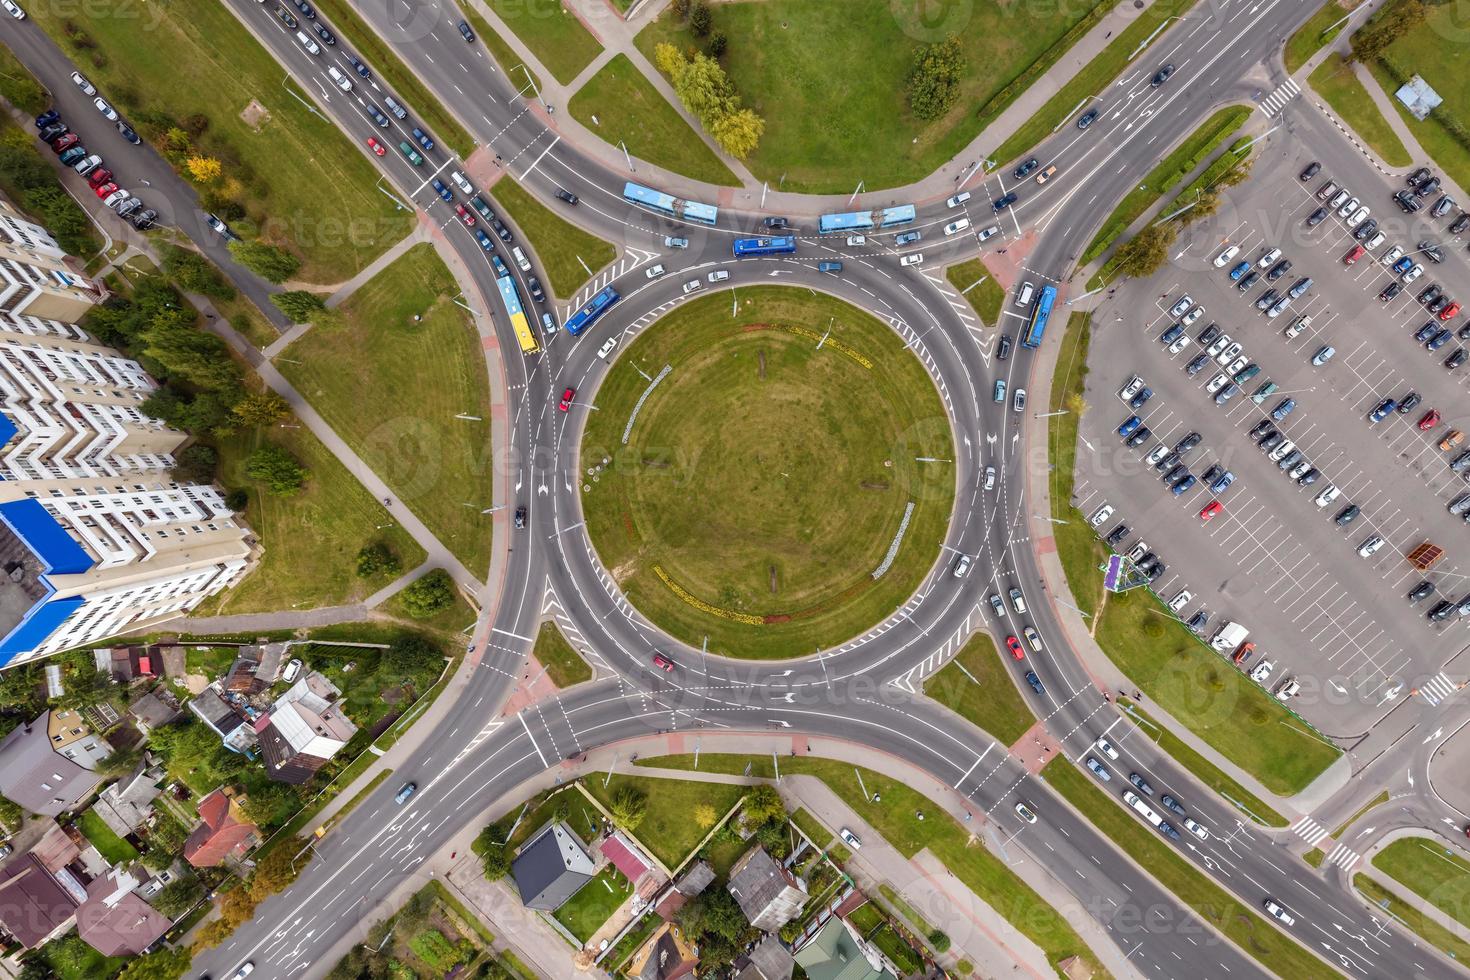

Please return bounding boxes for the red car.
[454,203,475,226]
[651,654,674,672]
[86,167,112,188]
[1199,501,1223,522]
[1421,409,1442,430]
[1343,245,1365,265]
[49,133,79,153]
[366,137,385,157]
[1441,302,1461,321]
[93,182,118,200]
[1005,635,1025,661]
[1232,641,1255,665]
[558,387,575,412]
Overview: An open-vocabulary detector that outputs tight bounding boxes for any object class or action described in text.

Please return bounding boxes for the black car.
[1106,523,1130,546]
[1298,467,1320,486]
[763,216,789,229]
[1430,295,1451,314]
[1299,161,1321,181]
[1145,562,1166,582]
[1448,348,1468,370]
[1458,323,1470,341]
[367,104,389,127]
[1335,504,1360,526]
[1249,419,1275,440]
[1151,64,1175,86]
[37,122,67,142]
[1185,352,1209,376]
[293,0,314,17]
[1395,190,1422,213]
[1254,289,1279,311]
[1161,464,1187,485]
[1380,282,1402,301]
[1408,581,1435,603]
[117,122,140,144]
[514,506,527,530]
[1128,387,1153,410]
[1236,270,1260,290]
[347,56,371,79]
[1451,450,1470,473]
[1266,259,1292,282]
[1419,176,1442,197]
[1434,195,1456,218]
[1420,241,1446,263]
[1416,321,1440,343]
[1013,158,1040,179]
[992,192,1018,212]
[459,19,476,41]
[1186,611,1208,634]
[1429,600,1456,623]
[1398,392,1422,413]
[1174,431,1202,454]
[1408,166,1431,186]
[277,6,298,28]
[526,276,545,303]
[1260,432,1285,452]
[1452,213,1470,235]
[1161,794,1187,816]
[1198,323,1222,345]
[1159,821,1182,842]
[1306,207,1328,226]
[1159,323,1184,344]
[1077,108,1099,129]
[554,188,578,205]
[1202,464,1223,484]
[1154,450,1181,472]
[130,208,157,231]
[1354,218,1378,241]
[491,218,512,242]
[997,334,1012,360]
[1421,284,1443,305]
[1129,773,1154,795]
[312,22,335,44]
[1458,595,1470,618]
[1125,426,1151,448]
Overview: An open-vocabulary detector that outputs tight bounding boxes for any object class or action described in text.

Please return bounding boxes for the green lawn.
[1373,2,1470,192]
[76,809,140,864]
[533,621,592,687]
[1305,848,1325,868]
[466,7,542,99]
[1355,873,1470,963]
[990,0,1201,165]
[1082,106,1251,264]
[603,911,659,972]
[878,884,942,947]
[636,0,1106,193]
[199,422,427,616]
[493,786,605,852]
[639,754,1109,979]
[569,55,740,186]
[581,288,953,660]
[945,261,1006,327]
[37,935,126,980]
[278,243,494,576]
[486,0,602,85]
[1372,837,1470,928]
[1042,757,1345,980]
[383,572,478,634]
[490,179,616,297]
[791,806,832,848]
[1285,1,1363,74]
[1309,54,1412,166]
[923,633,1035,745]
[870,922,924,975]
[28,0,412,284]
[554,865,632,943]
[183,646,237,681]
[1047,314,1109,620]
[582,774,745,870]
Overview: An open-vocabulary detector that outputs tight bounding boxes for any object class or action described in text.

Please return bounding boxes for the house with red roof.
[183,788,257,867]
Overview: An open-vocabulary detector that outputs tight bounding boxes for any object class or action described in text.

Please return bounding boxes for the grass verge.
[791,806,832,848]
[1334,790,1388,838]
[922,633,1035,745]
[1309,54,1412,167]
[490,178,615,297]
[1285,1,1363,74]
[1082,106,1251,264]
[75,809,140,864]
[945,260,1006,327]
[1369,58,1470,193]
[1354,873,1470,963]
[990,0,1201,165]
[534,621,592,687]
[1042,757,1345,980]
[1305,848,1325,868]
[639,754,1110,979]
[486,0,602,85]
[1372,836,1470,928]
[279,243,494,575]
[569,55,740,186]
[581,774,745,870]
[1047,313,1108,619]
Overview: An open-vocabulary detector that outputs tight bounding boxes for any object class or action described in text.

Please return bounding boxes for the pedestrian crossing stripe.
[1292,815,1331,846]
[1419,671,1458,706]
[1326,843,1361,871]
[1260,79,1302,117]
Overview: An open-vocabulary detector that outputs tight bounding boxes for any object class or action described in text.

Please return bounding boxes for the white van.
[327,66,352,91]
[1015,281,1035,306]
[511,246,531,272]
[450,170,474,195]
[295,31,321,55]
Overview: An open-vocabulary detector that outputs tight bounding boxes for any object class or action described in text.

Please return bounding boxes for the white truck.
[1210,621,1249,652]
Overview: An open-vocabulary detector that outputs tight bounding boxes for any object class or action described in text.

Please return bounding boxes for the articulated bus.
[732,236,797,257]
[495,275,539,354]
[622,182,719,225]
[1021,283,1057,350]
[565,286,620,336]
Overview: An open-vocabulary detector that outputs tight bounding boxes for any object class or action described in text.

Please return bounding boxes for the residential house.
[599,830,655,893]
[628,921,698,980]
[48,709,111,769]
[75,866,171,956]
[127,688,182,731]
[255,672,357,784]
[92,646,157,684]
[223,655,265,695]
[728,845,807,932]
[793,917,894,980]
[182,788,257,868]
[738,935,796,980]
[0,711,105,816]
[90,754,165,837]
[0,853,80,948]
[510,821,596,911]
[187,686,256,753]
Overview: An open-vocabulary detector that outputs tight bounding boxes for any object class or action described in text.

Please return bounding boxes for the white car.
[1090,504,1114,527]
[1402,263,1424,284]
[1215,341,1243,365]
[1337,196,1359,218]
[846,235,866,246]
[1145,444,1170,465]
[327,66,352,92]
[1206,335,1230,358]
[1213,244,1240,267]
[838,827,862,850]
[946,192,971,208]
[1226,356,1249,376]
[1023,626,1042,652]
[1094,736,1120,760]
[1250,659,1275,683]
[952,555,972,577]
[596,336,618,360]
[1120,375,1145,401]
[1364,231,1387,250]
[645,264,666,279]
[450,171,474,195]
[1181,306,1204,326]
[1166,333,1190,354]
[1014,801,1038,824]
[1284,315,1311,339]
[103,189,131,210]
[1381,245,1404,266]
[295,30,321,55]
[231,962,256,980]
[1263,899,1296,926]
[708,270,729,283]
[1,0,25,19]
[899,253,922,267]
[681,280,701,294]
[282,658,303,683]
[1329,189,1350,211]
[943,218,971,236]
[1349,205,1370,225]
[1206,372,1230,394]
[1257,247,1282,268]
[1168,295,1194,317]
[70,71,95,95]
[1266,296,1291,318]
[1358,535,1385,558]
[976,225,1001,242]
[1183,817,1209,840]
[1168,588,1192,612]
[1314,485,1340,508]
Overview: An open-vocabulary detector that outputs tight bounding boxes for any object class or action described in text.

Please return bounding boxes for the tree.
[228,239,301,283]
[151,873,207,919]
[1113,222,1176,280]
[1348,0,1425,64]
[356,541,401,578]
[240,780,300,825]
[706,31,726,58]
[232,390,290,427]
[117,947,191,980]
[192,917,235,953]
[689,0,711,35]
[140,313,243,392]
[906,34,966,121]
[186,156,222,184]
[249,837,312,902]
[246,444,306,495]
[271,289,327,323]
[399,569,456,618]
[742,785,785,826]
[384,633,442,675]
[710,107,764,159]
[481,843,510,880]
[161,244,234,301]
[608,783,648,829]
[173,444,218,485]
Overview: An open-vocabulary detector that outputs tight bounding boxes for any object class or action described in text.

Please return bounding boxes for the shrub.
[398,569,455,618]
[906,34,966,121]
[246,444,307,495]
[356,541,402,578]
[173,444,218,485]
[689,1,711,36]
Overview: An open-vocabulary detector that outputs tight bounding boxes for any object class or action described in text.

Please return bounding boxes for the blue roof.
[0,411,16,459]
[0,596,82,666]
[0,499,94,574]
[879,205,916,226]
[818,211,873,233]
[683,201,719,223]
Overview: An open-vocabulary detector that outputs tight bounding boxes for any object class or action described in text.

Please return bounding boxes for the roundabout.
[578,287,955,660]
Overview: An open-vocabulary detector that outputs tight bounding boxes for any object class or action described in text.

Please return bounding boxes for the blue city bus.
[622,182,719,225]
[817,205,916,235]
[564,286,621,336]
[1021,284,1057,350]
[732,236,797,257]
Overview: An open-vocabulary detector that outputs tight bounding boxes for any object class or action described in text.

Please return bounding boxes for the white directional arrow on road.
[537,484,549,495]
[1423,727,1443,744]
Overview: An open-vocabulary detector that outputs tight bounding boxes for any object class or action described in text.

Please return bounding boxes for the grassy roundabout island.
[580,287,955,659]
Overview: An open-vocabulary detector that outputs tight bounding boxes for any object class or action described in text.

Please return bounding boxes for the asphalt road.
[6,0,1465,977]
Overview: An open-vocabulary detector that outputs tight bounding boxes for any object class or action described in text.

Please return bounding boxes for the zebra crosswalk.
[1259,78,1302,117]
[1419,671,1459,706]
[1325,843,1362,872]
[1292,815,1330,846]
[1292,816,1361,870]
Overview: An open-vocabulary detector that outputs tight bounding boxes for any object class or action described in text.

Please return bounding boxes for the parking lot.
[1076,115,1470,737]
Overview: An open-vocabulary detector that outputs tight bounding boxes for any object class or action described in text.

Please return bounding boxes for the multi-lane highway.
[5,0,1466,977]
